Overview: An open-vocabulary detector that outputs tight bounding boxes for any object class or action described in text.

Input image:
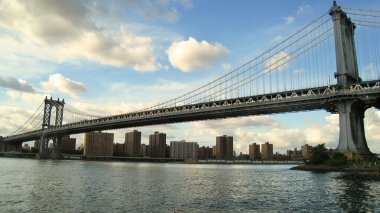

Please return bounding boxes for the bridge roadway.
[4,81,380,143]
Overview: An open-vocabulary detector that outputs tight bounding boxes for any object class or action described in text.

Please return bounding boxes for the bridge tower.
[37,97,65,159]
[329,1,371,157]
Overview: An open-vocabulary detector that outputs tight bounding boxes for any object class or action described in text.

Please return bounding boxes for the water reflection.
[339,179,374,212]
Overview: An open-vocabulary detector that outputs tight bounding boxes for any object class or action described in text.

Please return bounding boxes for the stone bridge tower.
[38,97,65,159]
[329,1,371,157]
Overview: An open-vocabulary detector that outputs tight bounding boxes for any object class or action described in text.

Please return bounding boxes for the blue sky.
[0,0,379,154]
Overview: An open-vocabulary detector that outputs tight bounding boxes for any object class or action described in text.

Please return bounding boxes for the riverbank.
[0,154,303,164]
[292,163,380,172]
[0,152,36,158]
[292,164,380,181]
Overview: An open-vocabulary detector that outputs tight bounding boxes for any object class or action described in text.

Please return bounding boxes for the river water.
[0,158,379,212]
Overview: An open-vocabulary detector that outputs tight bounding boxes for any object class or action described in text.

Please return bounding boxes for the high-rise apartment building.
[125,130,141,157]
[301,144,312,160]
[249,143,261,160]
[166,144,171,158]
[84,131,114,157]
[198,146,213,159]
[149,132,166,158]
[287,148,302,160]
[261,142,273,160]
[215,135,233,160]
[113,143,124,156]
[140,144,149,157]
[170,140,199,159]
[60,135,76,154]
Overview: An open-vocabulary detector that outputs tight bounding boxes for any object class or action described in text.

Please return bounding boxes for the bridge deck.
[3,81,380,143]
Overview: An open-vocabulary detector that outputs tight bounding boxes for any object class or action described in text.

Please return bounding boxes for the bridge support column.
[330,1,361,87]
[37,135,50,159]
[336,99,372,158]
[51,136,63,160]
[37,97,65,159]
[37,135,63,159]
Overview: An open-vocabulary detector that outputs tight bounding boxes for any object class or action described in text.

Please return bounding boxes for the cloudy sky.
[0,0,379,154]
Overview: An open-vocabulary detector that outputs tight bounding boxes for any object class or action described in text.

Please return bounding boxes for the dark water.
[0,158,379,213]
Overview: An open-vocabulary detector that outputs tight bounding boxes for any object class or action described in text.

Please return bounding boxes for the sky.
[0,0,379,154]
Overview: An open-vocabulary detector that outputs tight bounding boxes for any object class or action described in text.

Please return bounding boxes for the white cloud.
[190,116,298,153]
[265,51,291,73]
[59,29,159,72]
[256,129,305,149]
[365,108,380,151]
[325,114,339,126]
[41,74,86,96]
[0,36,57,77]
[0,106,35,136]
[284,16,295,25]
[0,0,160,72]
[304,125,338,147]
[6,91,47,104]
[297,4,312,14]
[64,101,144,118]
[232,127,306,154]
[108,78,196,106]
[0,76,35,93]
[167,37,230,72]
[222,63,231,71]
[196,116,280,130]
[304,114,339,147]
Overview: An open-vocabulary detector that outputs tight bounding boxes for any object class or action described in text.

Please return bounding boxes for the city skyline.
[69,130,297,160]
[0,0,380,154]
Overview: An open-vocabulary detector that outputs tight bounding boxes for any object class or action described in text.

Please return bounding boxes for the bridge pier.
[36,97,65,160]
[51,136,63,160]
[37,135,49,159]
[329,2,375,159]
[335,99,372,158]
[37,135,63,159]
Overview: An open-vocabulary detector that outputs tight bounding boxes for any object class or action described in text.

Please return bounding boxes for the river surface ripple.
[0,158,379,212]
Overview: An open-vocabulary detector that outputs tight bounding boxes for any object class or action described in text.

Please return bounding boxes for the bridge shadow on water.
[338,179,376,212]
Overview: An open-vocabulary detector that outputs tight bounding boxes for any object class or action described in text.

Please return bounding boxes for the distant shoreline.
[0,152,303,164]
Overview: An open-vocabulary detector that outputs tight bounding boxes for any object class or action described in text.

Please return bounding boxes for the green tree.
[327,152,347,166]
[308,144,330,165]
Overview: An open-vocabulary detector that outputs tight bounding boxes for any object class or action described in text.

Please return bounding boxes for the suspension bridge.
[1,2,380,159]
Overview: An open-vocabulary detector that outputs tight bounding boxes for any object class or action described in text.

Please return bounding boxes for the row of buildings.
[82,131,236,159]
[249,142,273,160]
[32,131,312,160]
[248,142,312,161]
